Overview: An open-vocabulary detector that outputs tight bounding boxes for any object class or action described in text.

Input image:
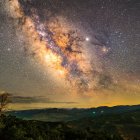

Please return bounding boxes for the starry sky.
[0,0,140,110]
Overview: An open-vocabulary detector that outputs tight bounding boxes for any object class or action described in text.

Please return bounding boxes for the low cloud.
[11,96,77,104]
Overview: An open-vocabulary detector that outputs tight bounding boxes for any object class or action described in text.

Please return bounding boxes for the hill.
[0,105,139,139]
[7,105,140,122]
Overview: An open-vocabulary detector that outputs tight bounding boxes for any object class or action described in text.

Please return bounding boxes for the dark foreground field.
[0,105,140,140]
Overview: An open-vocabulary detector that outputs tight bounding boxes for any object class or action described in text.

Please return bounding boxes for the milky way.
[6,0,109,93]
[0,0,140,109]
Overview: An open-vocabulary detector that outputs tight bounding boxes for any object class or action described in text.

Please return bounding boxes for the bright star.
[85,37,90,41]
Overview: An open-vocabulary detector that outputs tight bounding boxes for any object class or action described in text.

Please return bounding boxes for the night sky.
[0,0,140,110]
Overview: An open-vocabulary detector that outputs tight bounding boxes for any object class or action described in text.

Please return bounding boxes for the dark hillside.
[1,106,140,140]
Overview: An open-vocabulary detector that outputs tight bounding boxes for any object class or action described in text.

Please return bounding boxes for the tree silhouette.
[0,92,11,115]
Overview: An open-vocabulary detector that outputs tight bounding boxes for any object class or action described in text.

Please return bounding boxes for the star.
[85,37,90,42]
[7,48,11,51]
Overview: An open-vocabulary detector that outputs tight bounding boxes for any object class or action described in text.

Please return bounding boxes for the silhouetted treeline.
[0,115,124,140]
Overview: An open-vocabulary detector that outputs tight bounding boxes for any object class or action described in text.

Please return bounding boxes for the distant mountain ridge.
[7,105,140,122]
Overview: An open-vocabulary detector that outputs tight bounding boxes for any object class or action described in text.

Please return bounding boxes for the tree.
[0,92,11,115]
